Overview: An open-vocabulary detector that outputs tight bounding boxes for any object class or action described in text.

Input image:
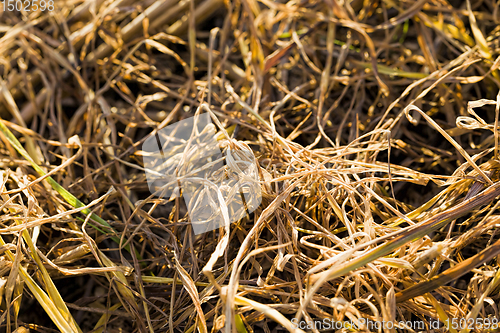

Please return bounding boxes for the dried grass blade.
[426,295,458,333]
[0,80,42,164]
[93,303,122,333]
[460,267,500,333]
[174,253,208,333]
[97,250,136,303]
[0,235,82,332]
[300,182,500,321]
[17,225,81,331]
[226,179,302,333]
[0,119,136,254]
[234,295,305,333]
[96,250,148,331]
[405,105,492,185]
[15,186,81,331]
[466,0,491,59]
[395,236,500,302]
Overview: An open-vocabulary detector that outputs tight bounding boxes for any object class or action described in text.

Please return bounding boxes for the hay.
[1,0,500,332]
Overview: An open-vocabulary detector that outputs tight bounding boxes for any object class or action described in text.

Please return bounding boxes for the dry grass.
[1,0,500,332]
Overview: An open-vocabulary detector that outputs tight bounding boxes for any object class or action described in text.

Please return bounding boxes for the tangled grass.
[1,0,500,332]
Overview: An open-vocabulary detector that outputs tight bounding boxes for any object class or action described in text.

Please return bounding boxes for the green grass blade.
[0,119,137,255]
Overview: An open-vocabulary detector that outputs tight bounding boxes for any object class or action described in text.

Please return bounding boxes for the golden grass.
[1,0,500,332]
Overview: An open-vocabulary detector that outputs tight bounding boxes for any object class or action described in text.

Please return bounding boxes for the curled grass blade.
[298,181,500,322]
